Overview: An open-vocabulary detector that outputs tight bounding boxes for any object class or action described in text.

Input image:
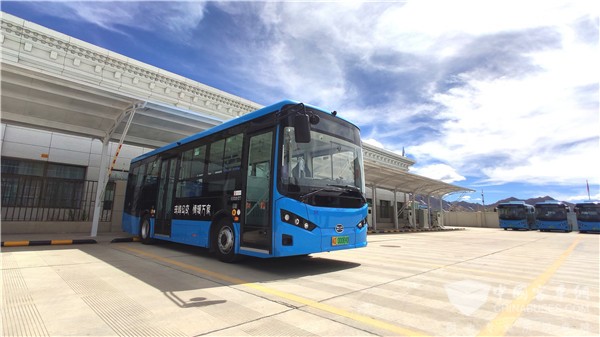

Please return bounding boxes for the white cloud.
[243,1,598,188]
[409,163,466,184]
[31,1,207,41]
[362,138,384,148]
[408,43,599,186]
[559,193,600,203]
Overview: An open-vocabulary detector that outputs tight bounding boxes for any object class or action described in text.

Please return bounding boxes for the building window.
[380,200,391,218]
[1,158,86,208]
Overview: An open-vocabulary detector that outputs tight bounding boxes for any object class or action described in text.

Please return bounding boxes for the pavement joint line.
[476,237,582,337]
[120,245,430,337]
[1,239,97,247]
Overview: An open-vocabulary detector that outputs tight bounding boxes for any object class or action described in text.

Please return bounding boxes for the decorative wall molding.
[1,12,415,173]
[1,13,261,119]
[363,143,414,171]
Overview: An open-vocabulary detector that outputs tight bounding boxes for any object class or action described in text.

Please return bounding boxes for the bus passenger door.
[155,157,178,236]
[241,131,273,254]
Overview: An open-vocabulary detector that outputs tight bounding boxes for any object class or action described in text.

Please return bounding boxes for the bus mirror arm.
[294,114,311,143]
[277,103,313,143]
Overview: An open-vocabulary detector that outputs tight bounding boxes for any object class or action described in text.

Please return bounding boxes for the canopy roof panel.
[363,157,473,197]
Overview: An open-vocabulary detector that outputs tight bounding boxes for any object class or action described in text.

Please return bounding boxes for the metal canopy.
[363,158,473,197]
[1,60,471,206]
[1,64,223,148]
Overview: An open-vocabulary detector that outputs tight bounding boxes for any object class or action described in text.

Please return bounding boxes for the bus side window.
[140,160,160,209]
[145,160,160,186]
[177,146,205,198]
[224,133,243,172]
[208,139,225,175]
[131,164,145,211]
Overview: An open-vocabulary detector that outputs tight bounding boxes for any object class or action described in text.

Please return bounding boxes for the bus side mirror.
[493,207,497,212]
[294,114,311,143]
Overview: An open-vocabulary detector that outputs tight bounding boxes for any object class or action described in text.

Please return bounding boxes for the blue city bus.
[122,100,368,262]
[496,201,536,230]
[535,201,571,232]
[574,202,600,233]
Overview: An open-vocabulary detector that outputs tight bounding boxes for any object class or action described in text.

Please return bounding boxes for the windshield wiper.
[327,184,360,192]
[300,184,366,203]
[300,186,344,201]
[328,184,367,203]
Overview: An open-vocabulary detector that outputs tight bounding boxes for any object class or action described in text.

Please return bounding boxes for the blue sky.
[2,1,598,204]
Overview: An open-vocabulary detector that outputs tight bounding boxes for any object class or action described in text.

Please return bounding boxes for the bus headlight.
[357,216,368,229]
[281,210,316,231]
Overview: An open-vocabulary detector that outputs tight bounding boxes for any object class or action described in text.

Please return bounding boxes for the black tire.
[139,217,155,244]
[214,218,237,263]
[503,228,508,230]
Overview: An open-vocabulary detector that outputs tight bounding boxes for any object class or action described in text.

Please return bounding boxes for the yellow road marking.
[120,246,429,337]
[477,237,581,337]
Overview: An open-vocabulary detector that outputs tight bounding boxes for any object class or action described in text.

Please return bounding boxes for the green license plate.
[332,236,350,246]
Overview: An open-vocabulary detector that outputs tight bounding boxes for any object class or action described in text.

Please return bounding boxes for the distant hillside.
[414,195,574,212]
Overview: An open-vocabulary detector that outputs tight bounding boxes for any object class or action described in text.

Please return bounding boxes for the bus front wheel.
[139,217,155,244]
[214,218,237,263]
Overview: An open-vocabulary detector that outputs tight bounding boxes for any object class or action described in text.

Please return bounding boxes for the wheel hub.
[218,227,233,253]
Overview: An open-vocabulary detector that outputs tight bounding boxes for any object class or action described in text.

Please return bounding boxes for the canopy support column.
[412,193,418,228]
[91,139,109,237]
[90,101,144,237]
[427,194,432,228]
[371,185,378,231]
[439,194,445,228]
[393,189,398,230]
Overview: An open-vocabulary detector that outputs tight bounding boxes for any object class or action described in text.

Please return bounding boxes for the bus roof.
[575,201,600,206]
[132,100,357,163]
[498,201,533,207]
[534,200,568,207]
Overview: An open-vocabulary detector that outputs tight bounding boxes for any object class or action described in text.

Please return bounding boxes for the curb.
[368,227,465,234]
[110,237,141,243]
[1,239,97,247]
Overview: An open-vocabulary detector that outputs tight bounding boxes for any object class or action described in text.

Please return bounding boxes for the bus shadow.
[153,240,361,278]
[241,254,361,276]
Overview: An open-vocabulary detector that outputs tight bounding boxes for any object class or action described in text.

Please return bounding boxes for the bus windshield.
[279,117,365,208]
[535,205,568,221]
[576,205,600,221]
[498,206,527,220]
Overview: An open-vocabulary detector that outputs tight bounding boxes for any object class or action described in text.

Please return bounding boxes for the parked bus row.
[496,200,600,233]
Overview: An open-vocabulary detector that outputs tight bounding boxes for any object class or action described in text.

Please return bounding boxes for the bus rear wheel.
[214,218,237,263]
